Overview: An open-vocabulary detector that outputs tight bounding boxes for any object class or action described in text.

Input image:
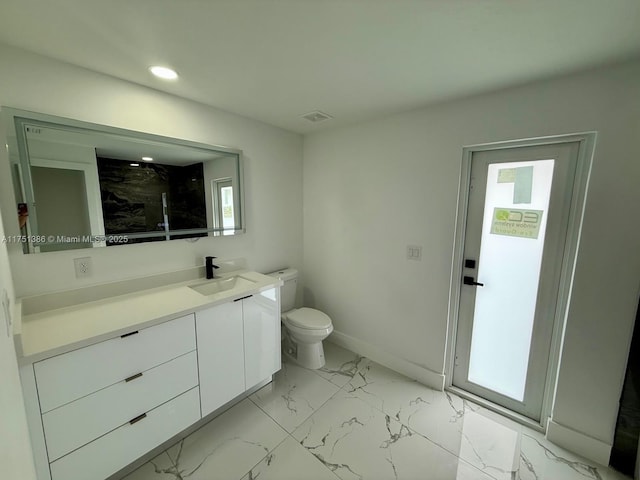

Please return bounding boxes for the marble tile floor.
[121,342,631,480]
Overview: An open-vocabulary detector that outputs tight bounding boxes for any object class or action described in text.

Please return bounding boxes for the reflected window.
[213,179,235,236]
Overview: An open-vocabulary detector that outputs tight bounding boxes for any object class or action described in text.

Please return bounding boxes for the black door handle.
[463,276,484,287]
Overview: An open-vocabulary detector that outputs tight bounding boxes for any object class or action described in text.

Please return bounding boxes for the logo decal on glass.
[490,207,543,239]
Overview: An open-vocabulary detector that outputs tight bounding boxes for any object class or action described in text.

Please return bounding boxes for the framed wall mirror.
[3,108,245,254]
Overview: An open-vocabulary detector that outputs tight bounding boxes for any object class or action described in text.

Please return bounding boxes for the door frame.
[444,132,597,430]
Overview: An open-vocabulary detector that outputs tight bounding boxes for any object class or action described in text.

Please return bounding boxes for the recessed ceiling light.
[130,163,140,167]
[142,156,153,162]
[149,66,178,80]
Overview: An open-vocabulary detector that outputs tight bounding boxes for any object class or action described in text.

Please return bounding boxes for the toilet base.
[283,337,326,370]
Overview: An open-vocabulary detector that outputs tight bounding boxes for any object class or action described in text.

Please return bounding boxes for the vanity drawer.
[42,350,198,462]
[49,386,200,480]
[35,314,195,413]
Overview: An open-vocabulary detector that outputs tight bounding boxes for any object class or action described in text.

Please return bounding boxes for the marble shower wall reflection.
[97,158,207,244]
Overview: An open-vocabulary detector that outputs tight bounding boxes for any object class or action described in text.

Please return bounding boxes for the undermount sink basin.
[189,276,256,296]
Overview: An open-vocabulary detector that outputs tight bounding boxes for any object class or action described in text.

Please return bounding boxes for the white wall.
[0,112,37,477]
[0,251,36,480]
[303,60,640,462]
[0,44,303,296]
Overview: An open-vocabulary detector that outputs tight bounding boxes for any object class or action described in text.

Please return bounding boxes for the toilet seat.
[284,307,332,330]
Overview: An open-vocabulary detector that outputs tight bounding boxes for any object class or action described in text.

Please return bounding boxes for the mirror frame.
[2,107,246,253]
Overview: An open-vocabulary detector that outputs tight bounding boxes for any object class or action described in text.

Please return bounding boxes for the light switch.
[406,245,422,261]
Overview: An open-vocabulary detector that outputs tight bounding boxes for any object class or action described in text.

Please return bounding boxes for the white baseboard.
[546,418,612,466]
[327,330,445,391]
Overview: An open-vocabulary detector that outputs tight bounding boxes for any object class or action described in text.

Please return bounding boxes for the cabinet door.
[196,302,245,417]
[243,288,281,389]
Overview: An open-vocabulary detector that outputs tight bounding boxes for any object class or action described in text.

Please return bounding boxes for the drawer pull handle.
[129,413,147,425]
[125,372,143,383]
[121,330,139,338]
[233,295,253,302]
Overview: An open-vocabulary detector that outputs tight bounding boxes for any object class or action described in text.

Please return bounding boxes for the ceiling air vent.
[301,110,333,123]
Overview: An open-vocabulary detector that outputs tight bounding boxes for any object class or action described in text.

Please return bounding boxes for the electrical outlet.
[74,257,92,278]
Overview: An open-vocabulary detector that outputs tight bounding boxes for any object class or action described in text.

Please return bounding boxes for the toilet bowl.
[268,269,333,369]
[283,307,333,369]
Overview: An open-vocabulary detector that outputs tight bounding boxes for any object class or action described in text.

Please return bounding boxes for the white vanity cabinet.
[196,287,281,417]
[32,314,200,480]
[18,274,282,480]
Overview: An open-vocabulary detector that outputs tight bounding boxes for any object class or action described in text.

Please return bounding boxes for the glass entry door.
[452,142,580,421]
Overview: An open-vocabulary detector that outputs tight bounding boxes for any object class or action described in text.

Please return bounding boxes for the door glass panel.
[467,159,555,401]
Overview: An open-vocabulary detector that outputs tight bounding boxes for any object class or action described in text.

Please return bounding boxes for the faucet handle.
[204,256,220,279]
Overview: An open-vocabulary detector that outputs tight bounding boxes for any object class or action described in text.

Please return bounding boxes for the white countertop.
[14,270,282,364]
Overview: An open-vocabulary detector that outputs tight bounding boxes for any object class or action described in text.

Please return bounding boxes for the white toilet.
[268,268,333,369]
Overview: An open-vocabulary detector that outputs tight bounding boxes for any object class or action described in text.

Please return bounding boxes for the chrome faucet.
[205,256,219,279]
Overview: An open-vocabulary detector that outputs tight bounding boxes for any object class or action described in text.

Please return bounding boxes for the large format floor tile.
[250,361,340,432]
[292,388,495,480]
[347,359,520,479]
[314,342,368,387]
[240,436,339,480]
[519,431,629,480]
[165,398,288,480]
[119,452,176,480]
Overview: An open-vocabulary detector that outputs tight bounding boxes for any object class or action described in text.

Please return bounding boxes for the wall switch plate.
[74,257,92,278]
[406,245,422,261]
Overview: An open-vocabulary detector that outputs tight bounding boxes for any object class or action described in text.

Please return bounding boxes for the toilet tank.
[267,268,298,312]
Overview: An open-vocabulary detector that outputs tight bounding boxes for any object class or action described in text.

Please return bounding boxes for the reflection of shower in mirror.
[2,107,245,253]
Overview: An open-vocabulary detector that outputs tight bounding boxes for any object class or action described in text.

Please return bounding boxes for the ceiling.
[0,0,639,134]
